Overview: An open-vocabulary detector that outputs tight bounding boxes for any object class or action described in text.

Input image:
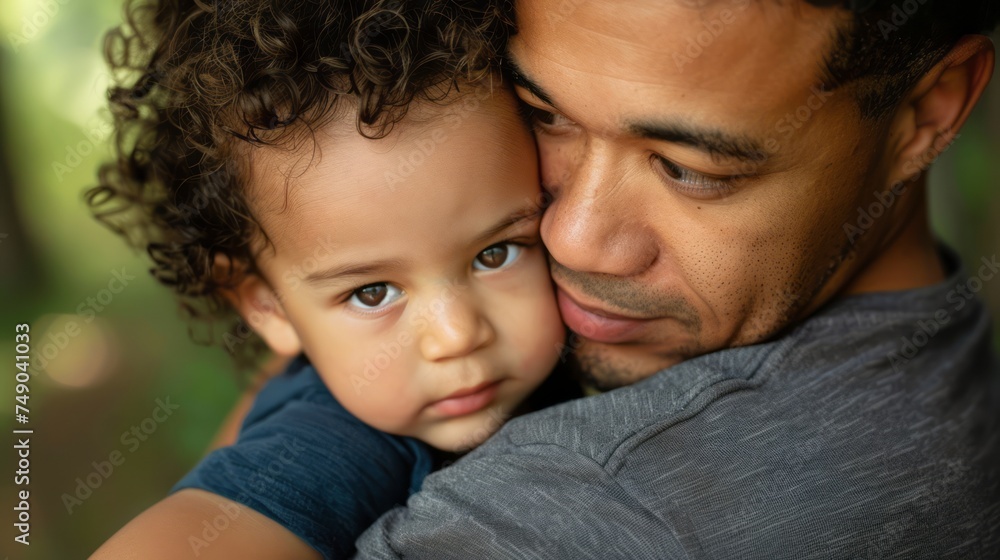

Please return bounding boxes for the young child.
[89,0,577,558]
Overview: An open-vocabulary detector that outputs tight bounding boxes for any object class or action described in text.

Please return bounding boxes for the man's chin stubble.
[567,336,702,392]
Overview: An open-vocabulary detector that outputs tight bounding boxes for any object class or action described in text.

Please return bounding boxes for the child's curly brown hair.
[87,0,511,369]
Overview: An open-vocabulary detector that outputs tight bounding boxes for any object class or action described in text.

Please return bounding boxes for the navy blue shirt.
[172,355,434,559]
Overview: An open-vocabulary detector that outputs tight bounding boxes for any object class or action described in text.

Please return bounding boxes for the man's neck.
[841,178,946,296]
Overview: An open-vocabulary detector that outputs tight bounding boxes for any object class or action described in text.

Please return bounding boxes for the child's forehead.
[243,87,536,256]
[247,88,523,197]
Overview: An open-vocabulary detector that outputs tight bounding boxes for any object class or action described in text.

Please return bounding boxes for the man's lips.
[429,380,501,417]
[556,287,652,344]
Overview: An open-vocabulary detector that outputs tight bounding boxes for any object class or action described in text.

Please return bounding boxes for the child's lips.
[429,380,501,417]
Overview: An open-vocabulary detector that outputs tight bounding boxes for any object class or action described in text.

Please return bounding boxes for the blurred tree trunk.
[988,36,1000,247]
[987,37,1000,351]
[0,49,44,298]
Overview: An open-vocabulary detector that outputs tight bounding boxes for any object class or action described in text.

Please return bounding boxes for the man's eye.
[473,243,523,271]
[521,105,574,129]
[347,283,403,311]
[652,155,737,198]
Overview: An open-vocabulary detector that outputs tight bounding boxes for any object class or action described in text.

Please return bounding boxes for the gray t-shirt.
[355,247,1000,559]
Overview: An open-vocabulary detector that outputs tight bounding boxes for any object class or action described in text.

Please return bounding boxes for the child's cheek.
[363,360,421,431]
[514,280,566,382]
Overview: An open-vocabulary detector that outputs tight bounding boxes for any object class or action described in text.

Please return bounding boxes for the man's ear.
[886,35,995,187]
[214,254,302,357]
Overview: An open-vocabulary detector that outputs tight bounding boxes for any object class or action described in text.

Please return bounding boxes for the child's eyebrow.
[303,259,405,286]
[300,206,540,288]
[473,205,542,246]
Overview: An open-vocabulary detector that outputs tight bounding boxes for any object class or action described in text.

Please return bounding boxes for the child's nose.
[419,295,496,362]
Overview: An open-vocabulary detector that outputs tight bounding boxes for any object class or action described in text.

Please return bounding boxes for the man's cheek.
[686,249,753,311]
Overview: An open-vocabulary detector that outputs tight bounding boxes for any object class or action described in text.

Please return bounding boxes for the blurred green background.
[0,0,997,558]
[1,2,245,558]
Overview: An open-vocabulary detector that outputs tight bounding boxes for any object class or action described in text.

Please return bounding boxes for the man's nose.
[418,291,496,362]
[541,141,658,278]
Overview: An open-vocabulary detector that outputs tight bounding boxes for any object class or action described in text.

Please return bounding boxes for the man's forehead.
[511,0,840,92]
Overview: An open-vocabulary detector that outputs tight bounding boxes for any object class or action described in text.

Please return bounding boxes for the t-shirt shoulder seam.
[602,325,809,474]
[496,440,701,559]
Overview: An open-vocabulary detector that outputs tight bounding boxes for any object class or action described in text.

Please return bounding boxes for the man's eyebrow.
[504,57,766,164]
[303,259,405,286]
[629,121,768,163]
[503,58,558,108]
[475,205,542,246]
[504,57,765,164]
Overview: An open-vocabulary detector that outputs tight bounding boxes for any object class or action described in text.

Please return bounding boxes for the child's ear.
[885,35,995,187]
[214,254,302,357]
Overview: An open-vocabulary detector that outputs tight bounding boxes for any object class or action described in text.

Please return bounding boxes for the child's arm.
[93,356,433,559]
[91,489,321,559]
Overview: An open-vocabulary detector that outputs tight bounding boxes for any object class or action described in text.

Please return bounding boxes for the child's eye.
[347,283,403,311]
[473,243,523,271]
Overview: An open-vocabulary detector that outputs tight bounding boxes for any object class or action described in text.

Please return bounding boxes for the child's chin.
[422,415,510,453]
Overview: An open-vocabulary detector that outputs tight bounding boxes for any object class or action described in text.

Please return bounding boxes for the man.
[96,0,1000,558]
[352,0,1000,557]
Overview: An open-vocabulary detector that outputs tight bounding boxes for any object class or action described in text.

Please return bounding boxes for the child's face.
[243,89,565,451]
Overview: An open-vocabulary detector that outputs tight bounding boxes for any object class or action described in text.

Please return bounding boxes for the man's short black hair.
[807,0,1000,119]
